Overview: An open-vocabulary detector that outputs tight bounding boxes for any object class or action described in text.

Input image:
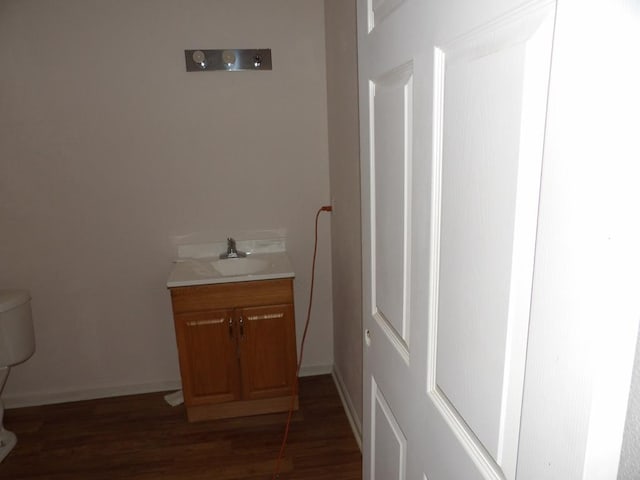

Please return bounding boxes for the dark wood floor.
[0,375,361,480]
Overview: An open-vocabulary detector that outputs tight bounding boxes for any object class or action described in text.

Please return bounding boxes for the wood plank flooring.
[0,375,362,479]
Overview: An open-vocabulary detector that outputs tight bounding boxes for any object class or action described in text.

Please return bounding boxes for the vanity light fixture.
[184,49,272,72]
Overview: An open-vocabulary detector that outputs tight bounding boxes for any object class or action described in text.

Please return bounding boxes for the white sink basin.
[167,250,295,287]
[211,257,269,276]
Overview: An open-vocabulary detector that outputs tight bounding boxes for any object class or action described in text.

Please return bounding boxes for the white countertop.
[166,251,295,288]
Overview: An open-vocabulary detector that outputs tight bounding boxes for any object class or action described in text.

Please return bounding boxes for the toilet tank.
[0,290,35,366]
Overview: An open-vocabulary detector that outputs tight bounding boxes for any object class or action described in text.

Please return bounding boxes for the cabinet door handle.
[239,316,244,338]
[246,312,284,321]
[228,318,233,338]
[186,318,225,327]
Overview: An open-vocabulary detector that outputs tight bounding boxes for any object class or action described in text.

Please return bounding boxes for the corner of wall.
[618,329,640,479]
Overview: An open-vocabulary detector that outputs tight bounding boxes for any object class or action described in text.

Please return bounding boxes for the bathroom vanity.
[167,244,298,422]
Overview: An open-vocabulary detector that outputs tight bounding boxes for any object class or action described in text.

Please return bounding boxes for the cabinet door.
[174,309,241,406]
[237,304,297,400]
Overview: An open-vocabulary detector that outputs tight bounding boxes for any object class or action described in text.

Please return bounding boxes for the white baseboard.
[298,363,333,377]
[3,380,182,410]
[4,365,335,409]
[332,367,363,452]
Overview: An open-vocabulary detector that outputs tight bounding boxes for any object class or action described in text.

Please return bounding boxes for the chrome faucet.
[220,237,246,259]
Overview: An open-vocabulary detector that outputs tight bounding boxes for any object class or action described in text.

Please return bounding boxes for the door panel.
[427,5,554,478]
[372,379,407,480]
[369,0,406,31]
[371,62,413,353]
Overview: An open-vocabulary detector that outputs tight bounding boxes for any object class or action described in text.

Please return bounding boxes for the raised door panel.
[371,379,407,480]
[427,4,554,478]
[370,62,413,357]
[174,309,241,406]
[238,304,297,401]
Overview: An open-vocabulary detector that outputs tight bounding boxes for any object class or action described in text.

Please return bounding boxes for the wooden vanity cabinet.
[169,278,298,422]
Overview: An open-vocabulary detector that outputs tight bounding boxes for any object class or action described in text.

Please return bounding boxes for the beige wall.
[0,0,333,404]
[324,0,363,429]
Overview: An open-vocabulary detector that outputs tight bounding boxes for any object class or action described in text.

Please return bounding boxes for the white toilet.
[0,290,35,463]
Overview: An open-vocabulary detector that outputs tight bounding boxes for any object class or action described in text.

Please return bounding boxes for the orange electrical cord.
[271,205,332,480]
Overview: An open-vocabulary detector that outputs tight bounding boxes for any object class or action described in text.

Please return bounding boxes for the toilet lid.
[0,289,31,313]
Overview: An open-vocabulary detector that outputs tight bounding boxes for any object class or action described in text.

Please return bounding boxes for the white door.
[357,0,640,478]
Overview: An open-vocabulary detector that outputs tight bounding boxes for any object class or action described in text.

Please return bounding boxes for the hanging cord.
[271,205,332,480]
